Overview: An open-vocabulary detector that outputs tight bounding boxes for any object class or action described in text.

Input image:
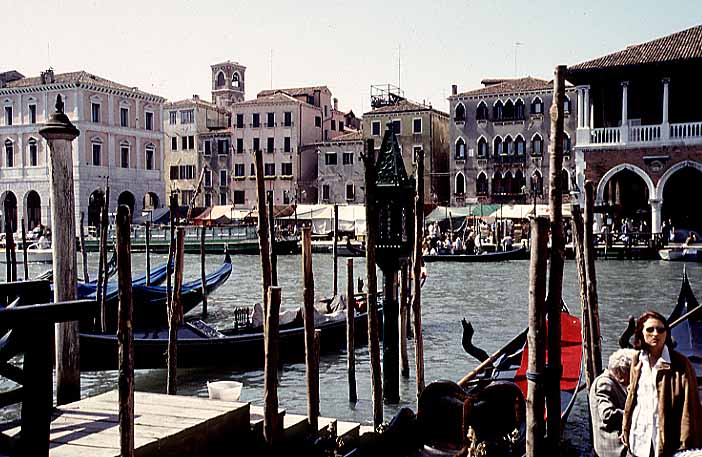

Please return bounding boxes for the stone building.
[312,130,364,204]
[568,24,702,234]
[446,78,577,207]
[362,95,450,205]
[0,68,165,231]
[163,95,228,207]
[211,61,246,108]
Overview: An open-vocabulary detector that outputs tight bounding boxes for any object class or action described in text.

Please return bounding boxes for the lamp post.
[372,122,415,404]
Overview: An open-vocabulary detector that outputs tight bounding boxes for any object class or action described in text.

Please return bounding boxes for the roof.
[234,92,308,107]
[364,99,448,117]
[257,86,330,98]
[2,70,164,100]
[570,24,702,72]
[164,97,221,110]
[453,77,552,98]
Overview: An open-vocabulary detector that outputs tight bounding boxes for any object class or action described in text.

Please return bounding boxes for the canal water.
[13,252,702,455]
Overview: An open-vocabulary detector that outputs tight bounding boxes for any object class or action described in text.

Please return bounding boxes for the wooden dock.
[3,390,364,456]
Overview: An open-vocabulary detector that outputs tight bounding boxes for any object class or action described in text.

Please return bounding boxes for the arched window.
[503,100,515,120]
[561,169,570,192]
[476,172,488,195]
[455,103,466,122]
[455,138,466,160]
[515,135,526,156]
[215,71,226,89]
[504,135,513,156]
[563,95,571,114]
[515,99,525,120]
[477,137,488,157]
[494,136,503,157]
[28,138,38,166]
[531,133,543,156]
[492,172,503,195]
[531,171,543,196]
[514,169,526,194]
[455,173,465,195]
[504,171,514,194]
[476,101,488,121]
[493,100,504,121]
[563,133,572,153]
[531,97,543,115]
[145,144,155,170]
[4,139,14,167]
[120,140,130,168]
[232,72,241,88]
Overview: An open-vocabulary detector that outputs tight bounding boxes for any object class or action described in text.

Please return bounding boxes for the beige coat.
[622,349,702,456]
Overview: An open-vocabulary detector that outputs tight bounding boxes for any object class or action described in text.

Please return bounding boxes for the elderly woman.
[590,348,637,457]
[622,311,702,457]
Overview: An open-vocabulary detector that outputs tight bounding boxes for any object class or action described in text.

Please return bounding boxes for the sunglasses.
[644,326,666,334]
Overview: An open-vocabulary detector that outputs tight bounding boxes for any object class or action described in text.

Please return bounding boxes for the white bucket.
[207,380,243,401]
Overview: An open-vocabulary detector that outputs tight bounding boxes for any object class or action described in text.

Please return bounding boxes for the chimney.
[40,68,55,85]
[333,97,338,111]
[193,94,200,101]
[451,84,458,96]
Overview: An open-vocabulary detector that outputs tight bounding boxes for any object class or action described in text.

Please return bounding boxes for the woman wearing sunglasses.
[621,311,702,457]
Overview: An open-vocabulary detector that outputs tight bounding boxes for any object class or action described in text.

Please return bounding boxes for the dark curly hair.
[632,310,673,350]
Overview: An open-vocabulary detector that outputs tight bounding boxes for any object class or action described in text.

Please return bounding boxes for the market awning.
[487,204,573,219]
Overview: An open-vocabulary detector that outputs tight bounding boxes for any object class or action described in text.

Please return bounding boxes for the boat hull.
[423,246,529,262]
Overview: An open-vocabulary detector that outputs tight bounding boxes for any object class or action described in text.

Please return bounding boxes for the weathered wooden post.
[80,212,89,283]
[3,213,11,282]
[346,258,357,403]
[21,218,28,280]
[40,94,81,405]
[145,221,151,286]
[200,224,207,318]
[115,204,135,457]
[301,227,319,431]
[264,286,282,446]
[570,202,594,389]
[399,262,410,378]
[546,64,566,452]
[413,148,426,395]
[527,217,549,457]
[362,139,383,426]
[268,193,278,287]
[584,181,603,376]
[255,149,273,315]
[167,227,185,395]
[99,184,111,332]
[165,193,177,333]
[333,203,339,296]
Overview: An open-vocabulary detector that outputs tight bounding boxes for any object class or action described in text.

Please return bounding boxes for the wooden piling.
[80,212,89,283]
[383,270,400,403]
[346,258,357,403]
[363,139,383,426]
[115,205,135,457]
[584,181,603,376]
[96,203,106,331]
[301,227,319,431]
[20,218,28,280]
[145,221,151,286]
[333,203,339,296]
[200,224,208,318]
[570,204,594,390]
[167,227,185,395]
[254,149,273,315]
[166,193,177,337]
[4,216,11,282]
[264,286,282,447]
[400,263,410,378]
[99,185,111,333]
[412,148,426,396]
[527,217,549,457]
[268,193,278,287]
[546,64,566,453]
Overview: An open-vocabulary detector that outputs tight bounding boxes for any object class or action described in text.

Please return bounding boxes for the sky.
[2,0,701,115]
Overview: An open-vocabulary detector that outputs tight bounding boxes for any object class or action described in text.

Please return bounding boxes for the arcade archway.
[24,190,41,230]
[1,191,17,232]
[662,167,702,232]
[601,169,651,228]
[88,189,105,228]
[143,192,159,210]
[117,191,136,217]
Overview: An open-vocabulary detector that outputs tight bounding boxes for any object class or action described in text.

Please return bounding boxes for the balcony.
[578,121,702,148]
[492,155,527,165]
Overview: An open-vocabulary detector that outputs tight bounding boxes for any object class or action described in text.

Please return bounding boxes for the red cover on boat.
[514,312,582,399]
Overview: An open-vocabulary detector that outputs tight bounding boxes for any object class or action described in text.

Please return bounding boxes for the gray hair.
[608,348,637,381]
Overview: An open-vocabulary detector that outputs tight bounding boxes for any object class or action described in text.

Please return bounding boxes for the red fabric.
[514,312,582,399]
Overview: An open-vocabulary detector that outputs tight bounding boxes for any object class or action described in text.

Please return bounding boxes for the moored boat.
[666,269,702,378]
[423,246,529,263]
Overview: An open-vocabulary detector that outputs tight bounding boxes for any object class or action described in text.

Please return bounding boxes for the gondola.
[35,250,118,282]
[362,304,582,457]
[666,269,702,378]
[423,246,529,263]
[79,303,380,371]
[74,257,171,298]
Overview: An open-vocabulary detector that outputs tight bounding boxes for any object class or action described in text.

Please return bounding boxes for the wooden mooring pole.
[80,212,89,283]
[584,181,603,376]
[255,149,272,315]
[363,139,383,426]
[145,221,151,286]
[333,203,339,296]
[527,217,549,457]
[166,193,177,333]
[546,64,566,453]
[412,148,426,396]
[399,262,410,378]
[347,258,357,403]
[571,201,594,390]
[200,224,207,318]
[264,286,282,447]
[99,184,111,332]
[383,270,400,404]
[268,193,278,287]
[302,227,319,431]
[21,218,28,280]
[115,204,135,457]
[167,226,185,395]
[4,215,11,282]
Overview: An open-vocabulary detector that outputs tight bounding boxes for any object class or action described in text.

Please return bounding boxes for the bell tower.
[211,61,246,108]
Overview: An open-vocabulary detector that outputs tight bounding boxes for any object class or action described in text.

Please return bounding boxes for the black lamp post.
[373,121,415,403]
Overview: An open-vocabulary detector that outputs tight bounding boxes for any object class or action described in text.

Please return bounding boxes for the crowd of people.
[421,220,525,256]
[590,311,702,457]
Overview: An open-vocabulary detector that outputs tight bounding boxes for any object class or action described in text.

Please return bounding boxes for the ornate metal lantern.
[374,122,415,272]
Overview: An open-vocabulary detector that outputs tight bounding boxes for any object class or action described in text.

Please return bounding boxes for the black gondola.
[423,246,529,263]
[667,269,702,378]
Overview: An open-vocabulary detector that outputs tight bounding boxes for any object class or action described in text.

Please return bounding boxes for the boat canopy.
[486,203,573,220]
[281,204,366,236]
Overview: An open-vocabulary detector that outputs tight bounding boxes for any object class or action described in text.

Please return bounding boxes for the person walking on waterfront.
[622,311,702,457]
[590,348,636,457]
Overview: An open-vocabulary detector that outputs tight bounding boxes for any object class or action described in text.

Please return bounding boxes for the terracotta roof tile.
[257,86,329,98]
[234,92,306,107]
[454,77,552,98]
[364,99,448,117]
[569,24,702,71]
